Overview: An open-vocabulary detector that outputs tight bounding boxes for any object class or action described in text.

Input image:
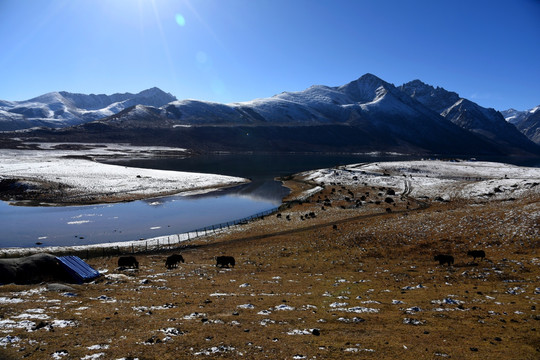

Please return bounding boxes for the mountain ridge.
[1,74,539,156]
[502,106,540,145]
[399,80,538,154]
[0,88,176,131]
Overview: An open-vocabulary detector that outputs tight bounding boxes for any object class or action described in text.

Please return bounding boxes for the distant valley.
[1,74,539,157]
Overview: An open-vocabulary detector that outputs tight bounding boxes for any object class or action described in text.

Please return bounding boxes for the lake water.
[1,153,538,248]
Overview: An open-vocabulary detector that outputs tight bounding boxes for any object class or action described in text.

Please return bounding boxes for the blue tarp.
[56,256,100,283]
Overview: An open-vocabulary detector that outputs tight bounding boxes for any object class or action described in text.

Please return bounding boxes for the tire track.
[184,182,430,250]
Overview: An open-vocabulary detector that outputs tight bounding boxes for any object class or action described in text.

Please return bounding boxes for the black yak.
[216,256,235,268]
[467,250,485,262]
[434,254,454,266]
[165,254,185,269]
[118,256,139,269]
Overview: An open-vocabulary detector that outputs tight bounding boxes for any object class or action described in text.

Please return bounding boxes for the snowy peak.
[1,74,539,155]
[399,80,460,114]
[338,73,392,103]
[401,80,536,151]
[502,105,540,145]
[58,88,176,110]
[0,87,176,130]
[501,108,521,123]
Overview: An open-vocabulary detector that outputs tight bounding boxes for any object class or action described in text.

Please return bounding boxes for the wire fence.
[1,207,280,259]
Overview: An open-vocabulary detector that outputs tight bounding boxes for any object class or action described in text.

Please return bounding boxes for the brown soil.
[1,178,539,359]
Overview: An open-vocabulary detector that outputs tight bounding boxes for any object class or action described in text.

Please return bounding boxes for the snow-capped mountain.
[0,87,176,131]
[399,80,537,153]
[23,73,531,156]
[502,106,540,145]
[2,74,538,156]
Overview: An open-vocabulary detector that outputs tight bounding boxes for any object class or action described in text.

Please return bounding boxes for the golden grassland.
[1,179,539,359]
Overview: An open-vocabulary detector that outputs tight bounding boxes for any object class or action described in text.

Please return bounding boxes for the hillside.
[1,160,539,359]
[400,80,538,154]
[502,106,540,145]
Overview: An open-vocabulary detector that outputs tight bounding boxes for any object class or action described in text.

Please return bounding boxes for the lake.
[1,153,538,248]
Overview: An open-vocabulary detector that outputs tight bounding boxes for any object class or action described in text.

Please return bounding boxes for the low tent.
[56,256,100,283]
[0,253,100,285]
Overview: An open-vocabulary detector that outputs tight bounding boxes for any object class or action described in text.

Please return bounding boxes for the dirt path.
[188,179,429,250]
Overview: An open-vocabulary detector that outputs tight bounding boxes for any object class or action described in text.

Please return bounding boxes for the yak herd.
[116,249,484,272]
[434,250,486,266]
[117,254,235,270]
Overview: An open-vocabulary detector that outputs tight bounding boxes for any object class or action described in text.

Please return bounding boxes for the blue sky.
[0,0,539,110]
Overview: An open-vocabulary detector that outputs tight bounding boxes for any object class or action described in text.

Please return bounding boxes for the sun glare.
[175,13,186,26]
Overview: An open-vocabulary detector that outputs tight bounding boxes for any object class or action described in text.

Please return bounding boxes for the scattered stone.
[46,283,77,292]
[403,318,425,325]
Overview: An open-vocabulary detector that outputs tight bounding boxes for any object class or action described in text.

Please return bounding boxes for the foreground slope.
[1,160,538,359]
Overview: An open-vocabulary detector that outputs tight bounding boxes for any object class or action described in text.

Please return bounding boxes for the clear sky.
[0,0,539,110]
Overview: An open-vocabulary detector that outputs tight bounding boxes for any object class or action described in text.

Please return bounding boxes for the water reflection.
[2,153,538,248]
[0,191,277,248]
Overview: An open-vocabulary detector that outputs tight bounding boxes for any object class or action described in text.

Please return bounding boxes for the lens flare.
[175,13,186,27]
[196,51,208,64]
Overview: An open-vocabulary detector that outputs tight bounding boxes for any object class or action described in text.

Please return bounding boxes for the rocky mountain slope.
[2,74,539,156]
[502,106,540,145]
[399,80,538,154]
[0,87,176,131]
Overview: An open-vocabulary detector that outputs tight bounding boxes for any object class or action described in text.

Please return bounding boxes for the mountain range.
[1,74,539,156]
[501,106,540,145]
[0,87,176,131]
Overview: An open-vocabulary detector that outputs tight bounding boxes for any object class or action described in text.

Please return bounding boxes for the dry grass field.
[1,174,539,359]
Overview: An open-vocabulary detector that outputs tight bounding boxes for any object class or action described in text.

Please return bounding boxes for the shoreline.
[1,180,250,207]
[3,158,540,256]
[0,145,250,206]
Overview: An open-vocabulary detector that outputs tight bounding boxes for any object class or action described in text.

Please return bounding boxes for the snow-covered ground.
[302,160,540,201]
[0,146,249,204]
[2,155,539,256]
[10,142,189,160]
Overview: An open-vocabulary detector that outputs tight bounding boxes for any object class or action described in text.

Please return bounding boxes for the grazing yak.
[165,254,185,269]
[118,256,139,269]
[467,250,486,262]
[434,254,454,266]
[216,256,235,268]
